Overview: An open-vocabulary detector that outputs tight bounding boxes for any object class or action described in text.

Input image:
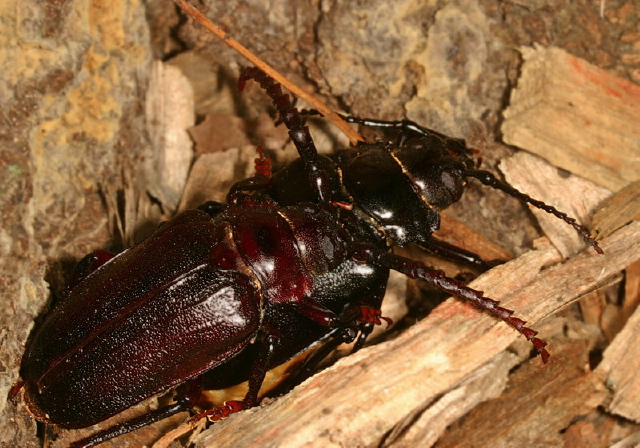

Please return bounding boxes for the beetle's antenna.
[171,0,363,146]
[466,169,603,254]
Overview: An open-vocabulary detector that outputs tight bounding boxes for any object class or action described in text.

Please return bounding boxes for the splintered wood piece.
[610,431,640,448]
[592,180,640,239]
[596,295,640,422]
[502,46,640,192]
[436,337,606,448]
[578,275,626,343]
[188,114,251,154]
[194,222,640,447]
[383,352,521,447]
[178,146,258,212]
[623,259,640,322]
[145,60,195,212]
[500,151,611,258]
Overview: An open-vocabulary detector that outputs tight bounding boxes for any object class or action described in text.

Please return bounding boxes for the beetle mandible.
[11,7,604,448]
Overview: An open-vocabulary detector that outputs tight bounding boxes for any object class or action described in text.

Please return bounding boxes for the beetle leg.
[418,237,504,273]
[70,378,204,448]
[341,116,476,164]
[71,401,189,448]
[7,380,25,405]
[189,400,244,424]
[190,333,278,425]
[71,400,193,448]
[55,250,117,306]
[349,306,393,352]
[223,146,276,204]
[239,67,332,202]
[294,302,390,352]
[228,174,272,195]
[293,300,365,328]
[240,333,278,408]
[66,250,115,291]
[350,243,550,363]
[254,145,271,178]
[268,307,387,395]
[358,305,393,328]
[274,326,358,394]
[299,109,474,159]
[273,304,391,390]
[225,146,274,200]
[197,200,225,217]
[288,300,339,327]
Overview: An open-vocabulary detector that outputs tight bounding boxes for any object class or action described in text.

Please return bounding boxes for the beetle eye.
[198,201,225,217]
[441,170,456,191]
[441,169,464,201]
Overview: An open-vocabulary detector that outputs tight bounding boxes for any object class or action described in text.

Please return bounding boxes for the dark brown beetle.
[11,63,602,447]
[15,0,607,440]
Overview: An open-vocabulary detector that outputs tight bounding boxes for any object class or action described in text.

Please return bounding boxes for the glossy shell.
[21,210,260,427]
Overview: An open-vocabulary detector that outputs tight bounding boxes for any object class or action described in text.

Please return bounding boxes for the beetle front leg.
[266,304,391,395]
[350,243,550,363]
[239,67,332,202]
[293,299,391,353]
[227,145,274,198]
[299,109,474,161]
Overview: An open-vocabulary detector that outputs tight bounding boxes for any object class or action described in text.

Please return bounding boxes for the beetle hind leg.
[70,400,192,448]
[70,378,204,448]
[254,145,271,178]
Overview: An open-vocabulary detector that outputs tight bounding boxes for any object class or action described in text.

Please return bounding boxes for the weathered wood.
[623,260,640,323]
[178,146,257,211]
[145,61,195,212]
[1,1,154,446]
[596,291,640,423]
[592,180,640,239]
[383,352,521,447]
[502,46,640,192]
[436,335,607,448]
[437,212,514,262]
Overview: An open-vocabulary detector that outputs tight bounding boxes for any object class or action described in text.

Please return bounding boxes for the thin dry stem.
[171,0,364,146]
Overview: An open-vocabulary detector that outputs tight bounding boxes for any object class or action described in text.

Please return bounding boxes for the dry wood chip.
[502,46,640,192]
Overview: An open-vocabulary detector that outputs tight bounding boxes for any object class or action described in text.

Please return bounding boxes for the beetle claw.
[190,400,245,424]
[358,306,393,328]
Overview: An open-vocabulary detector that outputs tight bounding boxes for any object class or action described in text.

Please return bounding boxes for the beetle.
[11,62,603,447]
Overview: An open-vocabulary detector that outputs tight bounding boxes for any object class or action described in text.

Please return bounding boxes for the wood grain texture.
[596,294,640,423]
[145,61,195,212]
[502,46,640,192]
[592,180,640,239]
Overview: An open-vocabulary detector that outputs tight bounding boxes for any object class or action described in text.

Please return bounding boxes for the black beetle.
[12,65,602,447]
